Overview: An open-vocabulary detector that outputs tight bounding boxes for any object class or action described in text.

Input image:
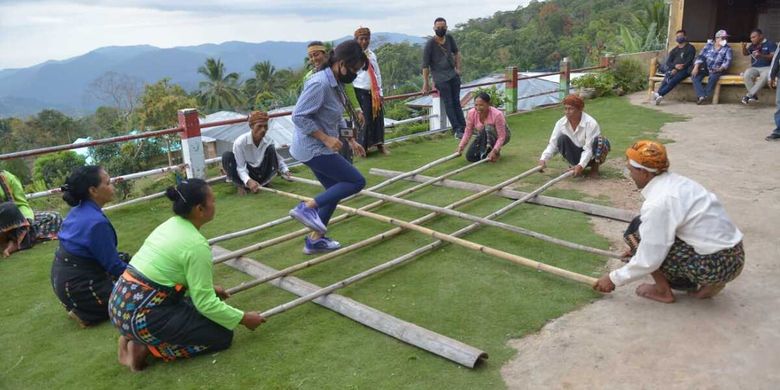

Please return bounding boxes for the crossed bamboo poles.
[210,154,611,319]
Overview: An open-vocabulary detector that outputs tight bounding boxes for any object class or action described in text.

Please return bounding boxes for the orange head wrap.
[354,27,371,38]
[562,94,584,111]
[247,111,269,127]
[625,140,669,173]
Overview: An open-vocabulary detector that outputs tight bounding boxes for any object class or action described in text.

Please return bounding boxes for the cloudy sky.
[0,0,529,70]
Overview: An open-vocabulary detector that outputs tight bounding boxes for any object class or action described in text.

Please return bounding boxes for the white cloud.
[0,0,528,69]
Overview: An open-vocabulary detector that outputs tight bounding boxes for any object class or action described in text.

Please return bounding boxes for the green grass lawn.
[0,97,683,389]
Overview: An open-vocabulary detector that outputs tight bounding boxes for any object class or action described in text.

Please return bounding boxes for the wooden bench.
[647,42,756,104]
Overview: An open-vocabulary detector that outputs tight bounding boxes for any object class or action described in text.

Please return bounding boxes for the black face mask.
[435,28,447,37]
[338,65,358,83]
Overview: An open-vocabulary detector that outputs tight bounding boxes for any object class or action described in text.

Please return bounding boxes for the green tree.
[137,78,198,166]
[33,151,86,188]
[196,57,244,114]
[244,61,278,104]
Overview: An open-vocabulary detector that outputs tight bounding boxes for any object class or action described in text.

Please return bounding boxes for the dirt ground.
[500,92,780,389]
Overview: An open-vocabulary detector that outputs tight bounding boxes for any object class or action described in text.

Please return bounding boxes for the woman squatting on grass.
[108,179,264,371]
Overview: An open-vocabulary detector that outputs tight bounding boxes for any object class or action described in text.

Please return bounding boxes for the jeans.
[773,83,780,136]
[658,69,690,96]
[692,69,723,98]
[304,153,366,225]
[435,75,466,135]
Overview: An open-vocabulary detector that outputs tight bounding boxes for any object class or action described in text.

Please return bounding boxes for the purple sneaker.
[303,236,341,255]
[289,201,327,234]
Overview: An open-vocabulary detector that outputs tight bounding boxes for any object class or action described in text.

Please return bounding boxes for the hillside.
[0,33,424,117]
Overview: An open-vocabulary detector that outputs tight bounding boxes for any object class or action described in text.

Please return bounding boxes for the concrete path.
[501,93,780,389]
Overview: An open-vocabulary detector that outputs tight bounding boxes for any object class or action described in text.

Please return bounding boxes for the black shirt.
[665,43,696,72]
[422,34,459,84]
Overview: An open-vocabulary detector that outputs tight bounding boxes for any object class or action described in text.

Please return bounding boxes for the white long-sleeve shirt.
[609,172,743,286]
[539,112,600,167]
[353,48,383,95]
[232,132,288,185]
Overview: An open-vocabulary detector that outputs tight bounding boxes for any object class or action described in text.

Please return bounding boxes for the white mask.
[720,39,728,45]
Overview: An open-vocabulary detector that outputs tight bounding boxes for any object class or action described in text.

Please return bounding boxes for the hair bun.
[164,186,179,201]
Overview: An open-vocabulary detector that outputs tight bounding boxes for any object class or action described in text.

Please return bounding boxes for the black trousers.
[435,75,466,135]
[354,88,385,150]
[556,135,605,166]
[222,147,280,187]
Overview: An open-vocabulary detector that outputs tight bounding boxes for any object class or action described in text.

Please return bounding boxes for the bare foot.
[126,340,150,372]
[236,186,247,196]
[689,283,726,299]
[635,283,676,303]
[118,336,131,366]
[587,169,601,178]
[68,310,90,329]
[377,144,390,155]
[3,240,19,258]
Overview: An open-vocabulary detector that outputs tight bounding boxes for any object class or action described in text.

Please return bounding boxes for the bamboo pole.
[215,246,488,368]
[263,172,599,316]
[353,177,622,259]
[226,166,540,295]
[207,153,460,245]
[213,159,488,264]
[257,187,599,286]
[370,168,637,222]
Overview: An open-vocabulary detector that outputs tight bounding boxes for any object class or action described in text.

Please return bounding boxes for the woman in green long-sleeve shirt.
[109,179,264,371]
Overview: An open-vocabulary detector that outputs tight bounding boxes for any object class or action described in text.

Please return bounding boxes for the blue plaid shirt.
[695,42,733,73]
[290,68,347,162]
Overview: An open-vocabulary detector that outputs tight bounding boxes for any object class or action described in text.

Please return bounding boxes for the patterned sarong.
[592,135,611,164]
[109,266,233,361]
[623,216,744,290]
[50,246,120,323]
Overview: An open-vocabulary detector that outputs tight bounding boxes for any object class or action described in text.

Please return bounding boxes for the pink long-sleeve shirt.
[458,106,507,151]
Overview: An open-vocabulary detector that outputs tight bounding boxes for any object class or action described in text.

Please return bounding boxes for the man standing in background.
[421,17,466,139]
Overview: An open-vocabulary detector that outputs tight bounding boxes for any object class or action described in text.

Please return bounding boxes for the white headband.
[629,159,658,173]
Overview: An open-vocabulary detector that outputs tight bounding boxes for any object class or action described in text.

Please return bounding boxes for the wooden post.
[177,108,206,179]
[227,165,539,295]
[215,246,488,368]
[559,57,571,100]
[369,168,637,222]
[430,90,448,131]
[257,186,601,286]
[600,54,616,70]
[505,66,518,114]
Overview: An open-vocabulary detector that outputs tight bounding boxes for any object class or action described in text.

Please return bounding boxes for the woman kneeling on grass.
[109,179,264,371]
[455,92,508,162]
[52,166,129,328]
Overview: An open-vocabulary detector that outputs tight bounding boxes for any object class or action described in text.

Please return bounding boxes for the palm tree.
[196,57,244,113]
[617,0,669,53]
[244,61,278,107]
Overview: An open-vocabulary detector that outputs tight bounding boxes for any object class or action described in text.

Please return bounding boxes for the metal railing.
[4,57,612,208]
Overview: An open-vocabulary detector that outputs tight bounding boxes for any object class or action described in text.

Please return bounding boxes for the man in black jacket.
[765,43,780,141]
[421,17,466,138]
[652,30,696,105]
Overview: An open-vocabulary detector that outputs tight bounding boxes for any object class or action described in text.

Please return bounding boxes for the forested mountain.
[0,33,424,117]
[377,0,667,92]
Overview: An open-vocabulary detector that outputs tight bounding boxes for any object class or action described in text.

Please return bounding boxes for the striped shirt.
[290,68,347,162]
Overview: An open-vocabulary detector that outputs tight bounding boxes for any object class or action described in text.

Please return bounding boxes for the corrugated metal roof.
[406,72,587,111]
[200,107,401,145]
[200,108,295,147]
